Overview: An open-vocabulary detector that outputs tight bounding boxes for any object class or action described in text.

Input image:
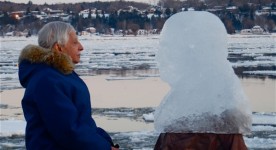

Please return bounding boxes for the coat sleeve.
[33,75,111,150]
[97,127,114,145]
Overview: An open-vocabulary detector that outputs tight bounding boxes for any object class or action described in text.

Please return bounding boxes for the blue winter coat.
[18,45,113,150]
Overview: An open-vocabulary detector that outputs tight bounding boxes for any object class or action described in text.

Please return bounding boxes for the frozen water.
[0,110,276,149]
[243,70,276,76]
[0,120,26,137]
[0,33,275,90]
[244,137,276,149]
[154,11,252,133]
[142,113,154,122]
[252,125,276,132]
[252,112,276,125]
[0,24,275,149]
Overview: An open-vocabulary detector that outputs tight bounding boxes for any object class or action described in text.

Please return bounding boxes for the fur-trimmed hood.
[19,44,74,74]
[18,45,75,88]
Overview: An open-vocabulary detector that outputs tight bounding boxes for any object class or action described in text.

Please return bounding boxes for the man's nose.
[79,43,84,51]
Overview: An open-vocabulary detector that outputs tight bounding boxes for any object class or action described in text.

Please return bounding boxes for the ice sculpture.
[154,11,252,134]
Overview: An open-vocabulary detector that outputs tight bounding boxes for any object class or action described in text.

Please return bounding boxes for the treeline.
[0,1,165,35]
[71,9,166,35]
[0,1,149,14]
[1,0,274,12]
[160,0,274,9]
[0,0,276,35]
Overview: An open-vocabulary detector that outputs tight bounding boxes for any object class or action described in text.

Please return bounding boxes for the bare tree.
[265,19,275,32]
[224,19,236,34]
[255,15,267,28]
[127,22,140,36]
[242,17,254,29]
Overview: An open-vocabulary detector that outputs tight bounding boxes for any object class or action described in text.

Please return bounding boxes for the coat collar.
[18,44,75,74]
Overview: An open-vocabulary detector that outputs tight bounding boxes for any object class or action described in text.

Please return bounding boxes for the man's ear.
[52,43,62,52]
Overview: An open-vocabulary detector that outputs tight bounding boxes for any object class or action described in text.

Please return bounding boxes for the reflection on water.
[76,68,160,77]
[94,115,153,132]
[240,78,276,112]
[92,107,154,132]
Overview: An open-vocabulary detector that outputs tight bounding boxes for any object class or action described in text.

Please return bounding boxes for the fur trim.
[19,44,74,74]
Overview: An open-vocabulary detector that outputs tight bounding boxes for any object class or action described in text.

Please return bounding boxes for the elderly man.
[18,21,119,150]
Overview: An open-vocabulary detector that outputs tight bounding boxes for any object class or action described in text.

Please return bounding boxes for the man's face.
[60,31,83,64]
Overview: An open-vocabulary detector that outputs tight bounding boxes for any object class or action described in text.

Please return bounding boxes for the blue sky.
[1,0,156,5]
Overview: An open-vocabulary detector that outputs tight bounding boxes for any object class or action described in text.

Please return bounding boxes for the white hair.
[38,21,76,49]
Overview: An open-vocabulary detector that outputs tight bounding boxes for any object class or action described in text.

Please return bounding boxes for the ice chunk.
[154,11,252,134]
[143,113,154,122]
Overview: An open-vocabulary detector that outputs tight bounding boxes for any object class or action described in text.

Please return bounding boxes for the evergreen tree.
[0,11,17,25]
[26,7,31,15]
[108,11,118,29]
[27,0,33,6]
[165,8,171,18]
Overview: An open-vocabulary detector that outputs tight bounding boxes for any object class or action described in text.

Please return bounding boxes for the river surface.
[0,34,275,149]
